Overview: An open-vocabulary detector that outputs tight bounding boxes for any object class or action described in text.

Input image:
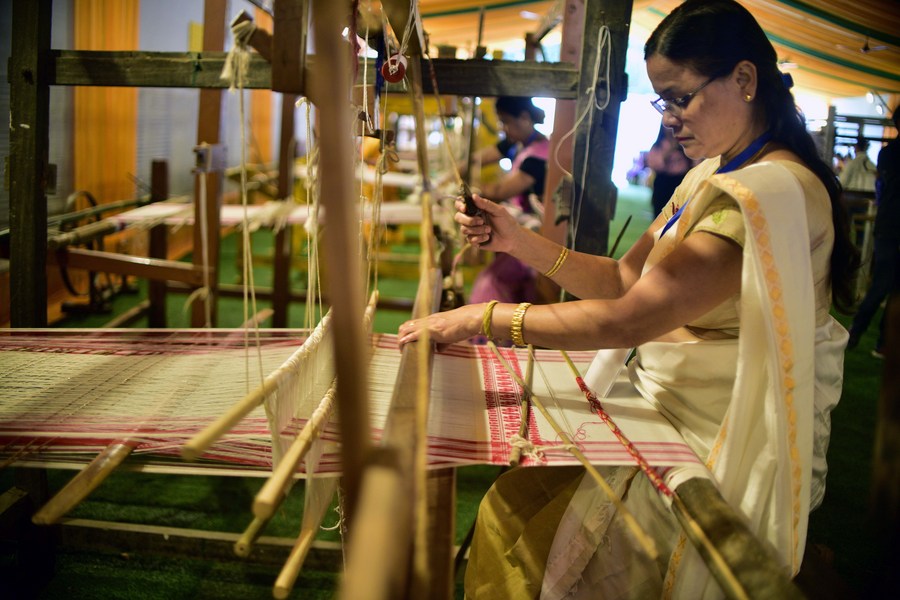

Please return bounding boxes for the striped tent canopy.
[398,0,899,100]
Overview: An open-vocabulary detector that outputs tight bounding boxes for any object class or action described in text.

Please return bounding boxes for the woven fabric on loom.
[0,329,315,469]
[0,330,700,474]
[366,336,700,472]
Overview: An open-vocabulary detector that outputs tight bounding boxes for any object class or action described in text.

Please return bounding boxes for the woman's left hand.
[397,304,485,349]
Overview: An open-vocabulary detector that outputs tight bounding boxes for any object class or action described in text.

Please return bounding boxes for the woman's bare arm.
[398,230,743,350]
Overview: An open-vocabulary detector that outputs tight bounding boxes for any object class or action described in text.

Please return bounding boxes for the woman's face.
[498,110,534,144]
[646,54,760,162]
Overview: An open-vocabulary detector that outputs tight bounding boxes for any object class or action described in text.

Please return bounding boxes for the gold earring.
[744,93,753,102]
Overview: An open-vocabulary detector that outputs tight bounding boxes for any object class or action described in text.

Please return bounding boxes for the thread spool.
[381,54,407,83]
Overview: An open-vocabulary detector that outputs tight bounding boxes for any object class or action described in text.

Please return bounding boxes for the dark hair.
[644,0,859,313]
[495,96,545,124]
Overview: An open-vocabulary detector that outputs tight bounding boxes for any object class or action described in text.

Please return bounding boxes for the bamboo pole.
[307,0,370,525]
[338,451,408,600]
[672,479,804,599]
[272,527,318,599]
[234,514,270,558]
[557,349,802,599]
[181,372,285,461]
[32,442,134,525]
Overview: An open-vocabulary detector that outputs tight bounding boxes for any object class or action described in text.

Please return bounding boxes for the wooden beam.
[50,50,274,88]
[48,51,580,98]
[271,0,307,94]
[32,443,135,526]
[148,160,169,327]
[193,0,228,327]
[271,90,299,327]
[9,0,52,327]
[570,0,632,258]
[58,518,344,570]
[49,248,208,286]
[538,0,585,304]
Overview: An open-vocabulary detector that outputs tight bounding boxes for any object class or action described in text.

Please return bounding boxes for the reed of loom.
[180,311,332,463]
[238,295,378,585]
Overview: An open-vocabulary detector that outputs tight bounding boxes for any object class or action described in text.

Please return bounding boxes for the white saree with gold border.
[542,160,847,599]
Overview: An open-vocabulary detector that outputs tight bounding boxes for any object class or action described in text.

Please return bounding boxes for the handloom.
[0,330,700,475]
[3,2,809,598]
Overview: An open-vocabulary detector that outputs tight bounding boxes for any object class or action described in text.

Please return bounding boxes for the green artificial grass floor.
[2,185,890,597]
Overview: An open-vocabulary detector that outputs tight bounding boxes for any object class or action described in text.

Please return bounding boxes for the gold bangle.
[510,302,532,346]
[481,300,499,339]
[544,246,569,278]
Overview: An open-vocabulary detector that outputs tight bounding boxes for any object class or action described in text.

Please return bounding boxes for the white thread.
[222,16,265,389]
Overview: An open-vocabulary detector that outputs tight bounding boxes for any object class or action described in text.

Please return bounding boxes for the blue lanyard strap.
[715,131,773,174]
[659,131,772,238]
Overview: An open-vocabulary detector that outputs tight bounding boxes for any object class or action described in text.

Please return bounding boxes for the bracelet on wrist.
[510,302,532,346]
[481,300,499,339]
[544,246,569,278]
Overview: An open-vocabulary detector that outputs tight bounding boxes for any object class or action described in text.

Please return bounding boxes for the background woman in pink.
[467,96,549,306]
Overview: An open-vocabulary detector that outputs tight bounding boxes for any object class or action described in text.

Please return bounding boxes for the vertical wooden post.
[8,0,52,327]
[272,0,304,327]
[570,0,632,258]
[538,0,585,304]
[272,0,307,94]
[872,291,900,595]
[192,0,227,327]
[309,0,369,524]
[272,95,296,328]
[8,4,57,592]
[148,160,169,327]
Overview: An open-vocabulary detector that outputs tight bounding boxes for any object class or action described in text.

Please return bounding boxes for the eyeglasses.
[650,76,717,115]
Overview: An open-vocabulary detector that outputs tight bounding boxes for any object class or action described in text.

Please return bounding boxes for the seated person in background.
[465,96,549,305]
[840,138,877,193]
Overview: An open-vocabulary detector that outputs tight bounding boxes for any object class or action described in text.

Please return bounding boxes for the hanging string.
[221,17,265,391]
[352,29,384,294]
[296,98,322,330]
[367,91,394,299]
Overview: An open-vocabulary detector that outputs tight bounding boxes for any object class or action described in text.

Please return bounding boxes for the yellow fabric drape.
[73,0,139,205]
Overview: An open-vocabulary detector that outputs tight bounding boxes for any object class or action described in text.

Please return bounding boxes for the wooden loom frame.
[5,1,807,598]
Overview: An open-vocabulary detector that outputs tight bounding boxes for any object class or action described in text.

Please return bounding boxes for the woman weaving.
[399,0,857,597]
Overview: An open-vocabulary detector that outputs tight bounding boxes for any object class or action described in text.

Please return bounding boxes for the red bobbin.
[381,54,407,83]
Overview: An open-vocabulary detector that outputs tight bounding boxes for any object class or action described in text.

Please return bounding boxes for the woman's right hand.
[454,193,521,254]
